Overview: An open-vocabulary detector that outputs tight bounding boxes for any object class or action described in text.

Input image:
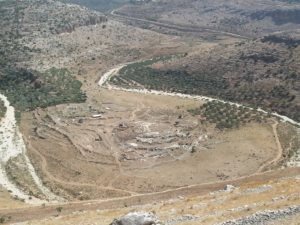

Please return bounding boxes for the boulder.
[110,212,162,225]
[224,184,236,192]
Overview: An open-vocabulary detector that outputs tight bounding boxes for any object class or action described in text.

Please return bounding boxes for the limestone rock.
[110,212,162,225]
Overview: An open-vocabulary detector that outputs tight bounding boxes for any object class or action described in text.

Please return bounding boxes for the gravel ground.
[218,205,300,225]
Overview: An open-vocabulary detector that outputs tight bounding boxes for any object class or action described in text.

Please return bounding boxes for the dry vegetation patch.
[19,89,282,200]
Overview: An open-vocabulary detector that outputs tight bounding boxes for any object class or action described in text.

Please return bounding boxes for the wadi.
[0,0,300,224]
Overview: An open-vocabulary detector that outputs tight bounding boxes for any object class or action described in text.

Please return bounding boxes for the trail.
[110,10,250,40]
[257,119,284,173]
[98,61,300,176]
[98,62,300,128]
[1,167,300,224]
[23,135,137,196]
[31,109,138,195]
[0,94,62,204]
[1,88,299,222]
[0,60,297,221]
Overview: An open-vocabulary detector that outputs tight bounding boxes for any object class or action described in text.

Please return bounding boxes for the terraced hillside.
[0,0,300,224]
[112,33,300,122]
[62,0,130,12]
[117,0,300,37]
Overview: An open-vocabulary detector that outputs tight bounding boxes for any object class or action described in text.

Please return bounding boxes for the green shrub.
[0,67,86,112]
[0,99,6,119]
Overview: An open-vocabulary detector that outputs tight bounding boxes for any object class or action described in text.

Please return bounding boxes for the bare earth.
[0,1,299,224]
[19,88,281,201]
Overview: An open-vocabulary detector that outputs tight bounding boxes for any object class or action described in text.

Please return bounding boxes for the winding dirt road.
[110,10,250,39]
[98,61,300,175]
[1,167,300,224]
[98,62,300,127]
[0,64,299,223]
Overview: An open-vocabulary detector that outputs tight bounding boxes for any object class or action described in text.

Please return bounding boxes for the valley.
[0,0,299,224]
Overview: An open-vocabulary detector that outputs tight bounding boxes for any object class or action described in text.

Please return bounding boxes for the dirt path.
[96,61,300,187]
[0,60,298,221]
[1,167,300,224]
[257,120,284,172]
[130,102,141,120]
[98,62,300,128]
[1,79,299,222]
[25,137,137,196]
[97,61,300,177]
[110,10,250,40]
[31,109,142,195]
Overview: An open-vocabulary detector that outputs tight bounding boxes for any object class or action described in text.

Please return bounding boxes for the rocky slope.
[118,0,300,37]
[0,0,106,40]
[6,172,299,224]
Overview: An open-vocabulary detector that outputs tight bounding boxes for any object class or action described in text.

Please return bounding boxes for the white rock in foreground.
[0,93,63,204]
[224,184,236,192]
[110,212,162,225]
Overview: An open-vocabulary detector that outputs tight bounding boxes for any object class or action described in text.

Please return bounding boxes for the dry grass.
[14,175,300,224]
[19,87,280,200]
[0,187,26,210]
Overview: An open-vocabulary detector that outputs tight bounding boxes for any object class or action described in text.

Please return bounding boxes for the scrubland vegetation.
[0,99,6,119]
[0,67,86,112]
[62,0,130,12]
[0,0,89,115]
[112,42,300,122]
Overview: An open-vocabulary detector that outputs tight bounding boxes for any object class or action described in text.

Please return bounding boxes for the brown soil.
[0,167,299,224]
[1,3,298,223]
[19,88,282,201]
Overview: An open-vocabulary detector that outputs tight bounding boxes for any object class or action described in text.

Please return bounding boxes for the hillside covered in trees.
[112,33,300,122]
[0,0,97,116]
